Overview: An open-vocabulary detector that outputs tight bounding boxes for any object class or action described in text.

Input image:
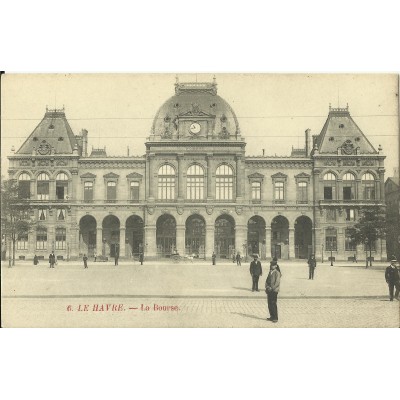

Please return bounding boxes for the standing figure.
[33,254,38,266]
[114,252,119,266]
[83,254,88,269]
[232,251,236,263]
[49,252,56,268]
[353,253,357,263]
[93,251,97,262]
[307,254,317,280]
[236,252,241,266]
[250,254,262,292]
[212,251,216,266]
[139,253,144,265]
[385,258,400,301]
[265,259,281,323]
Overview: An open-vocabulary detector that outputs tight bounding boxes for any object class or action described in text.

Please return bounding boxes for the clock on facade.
[189,122,201,134]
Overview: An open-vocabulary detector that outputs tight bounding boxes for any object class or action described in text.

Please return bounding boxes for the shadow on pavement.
[231,312,267,322]
[232,287,253,292]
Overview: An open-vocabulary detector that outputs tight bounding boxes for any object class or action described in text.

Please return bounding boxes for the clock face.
[189,122,201,134]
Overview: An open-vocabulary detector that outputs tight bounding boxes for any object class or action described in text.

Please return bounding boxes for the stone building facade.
[7,79,387,262]
[385,176,400,261]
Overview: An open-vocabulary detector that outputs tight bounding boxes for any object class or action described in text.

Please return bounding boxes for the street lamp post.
[330,244,333,267]
[321,244,324,263]
[365,238,368,269]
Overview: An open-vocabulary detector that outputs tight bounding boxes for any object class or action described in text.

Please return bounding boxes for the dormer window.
[339,124,344,128]
[329,137,334,141]
[58,137,64,141]
[33,137,38,142]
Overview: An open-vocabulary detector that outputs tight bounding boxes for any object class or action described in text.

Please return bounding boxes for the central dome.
[151,79,240,140]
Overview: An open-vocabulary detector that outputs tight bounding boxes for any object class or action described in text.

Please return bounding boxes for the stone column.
[356,179,361,200]
[119,227,126,258]
[235,224,247,258]
[176,224,185,255]
[236,155,243,200]
[378,170,385,201]
[147,154,155,200]
[144,224,157,257]
[314,227,323,262]
[96,227,103,257]
[337,179,343,200]
[71,171,78,200]
[49,179,56,200]
[30,179,36,200]
[69,224,79,260]
[206,154,213,199]
[177,154,184,200]
[265,227,271,259]
[205,226,215,260]
[337,227,344,261]
[289,227,295,260]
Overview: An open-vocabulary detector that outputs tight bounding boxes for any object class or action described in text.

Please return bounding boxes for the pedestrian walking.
[307,254,317,280]
[212,251,216,266]
[33,254,39,266]
[385,258,400,301]
[83,254,88,269]
[93,251,97,262]
[139,253,144,265]
[49,252,56,268]
[353,253,357,263]
[265,259,281,323]
[236,252,241,266]
[232,251,236,263]
[114,252,119,266]
[250,254,262,291]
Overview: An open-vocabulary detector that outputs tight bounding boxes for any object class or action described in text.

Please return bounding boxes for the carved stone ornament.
[38,160,50,166]
[56,160,68,166]
[147,206,155,215]
[161,209,171,214]
[235,206,243,215]
[342,140,355,155]
[176,206,184,215]
[205,205,214,215]
[38,140,51,155]
[19,160,30,166]
[218,127,230,139]
[190,209,200,215]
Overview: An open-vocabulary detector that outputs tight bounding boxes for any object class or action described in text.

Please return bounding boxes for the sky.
[1,73,399,177]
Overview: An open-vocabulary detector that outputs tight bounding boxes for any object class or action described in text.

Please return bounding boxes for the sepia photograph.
[1,73,399,328]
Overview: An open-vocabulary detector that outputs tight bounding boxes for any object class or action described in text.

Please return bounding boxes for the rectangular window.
[251,182,261,200]
[274,182,284,201]
[345,229,357,251]
[324,186,333,200]
[17,233,28,250]
[55,228,66,250]
[187,177,204,200]
[216,177,233,200]
[297,182,308,203]
[84,181,94,201]
[326,209,336,221]
[18,181,30,199]
[36,229,47,250]
[343,186,354,200]
[56,182,68,200]
[130,181,140,201]
[107,181,117,201]
[158,177,175,200]
[325,228,337,251]
[364,184,375,200]
[57,209,66,221]
[37,182,49,200]
[345,208,356,221]
[38,209,47,221]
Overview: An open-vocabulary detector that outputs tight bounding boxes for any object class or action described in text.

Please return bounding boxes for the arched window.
[342,173,356,200]
[216,164,233,200]
[323,172,336,200]
[158,164,175,200]
[186,164,204,200]
[18,173,31,199]
[56,172,69,200]
[362,173,376,200]
[37,173,50,200]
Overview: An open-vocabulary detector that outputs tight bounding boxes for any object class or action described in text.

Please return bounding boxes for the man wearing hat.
[249,254,262,292]
[385,258,400,301]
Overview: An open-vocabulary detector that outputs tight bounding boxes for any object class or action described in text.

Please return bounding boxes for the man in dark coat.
[236,252,241,266]
[307,254,317,280]
[49,252,56,268]
[250,254,262,292]
[212,252,216,266]
[385,258,400,301]
[139,253,144,265]
[265,260,281,322]
[33,254,39,266]
[114,252,119,266]
[83,254,88,269]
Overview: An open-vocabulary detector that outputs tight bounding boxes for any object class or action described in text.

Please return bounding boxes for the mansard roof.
[16,107,79,155]
[315,105,377,155]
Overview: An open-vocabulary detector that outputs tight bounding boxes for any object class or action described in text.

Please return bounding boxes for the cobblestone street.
[2,259,399,327]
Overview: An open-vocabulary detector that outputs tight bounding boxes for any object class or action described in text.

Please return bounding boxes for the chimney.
[305,129,311,156]
[81,129,88,157]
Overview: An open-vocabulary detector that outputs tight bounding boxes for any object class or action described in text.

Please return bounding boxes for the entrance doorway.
[247,216,266,258]
[214,214,235,258]
[271,215,289,259]
[102,215,120,257]
[185,214,206,259]
[156,214,176,257]
[295,216,313,259]
[79,215,97,256]
[126,215,144,258]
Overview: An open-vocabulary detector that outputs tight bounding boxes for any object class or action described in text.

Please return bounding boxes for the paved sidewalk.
[2,260,399,327]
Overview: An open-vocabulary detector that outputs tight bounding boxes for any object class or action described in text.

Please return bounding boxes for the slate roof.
[16,108,79,154]
[315,105,377,154]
